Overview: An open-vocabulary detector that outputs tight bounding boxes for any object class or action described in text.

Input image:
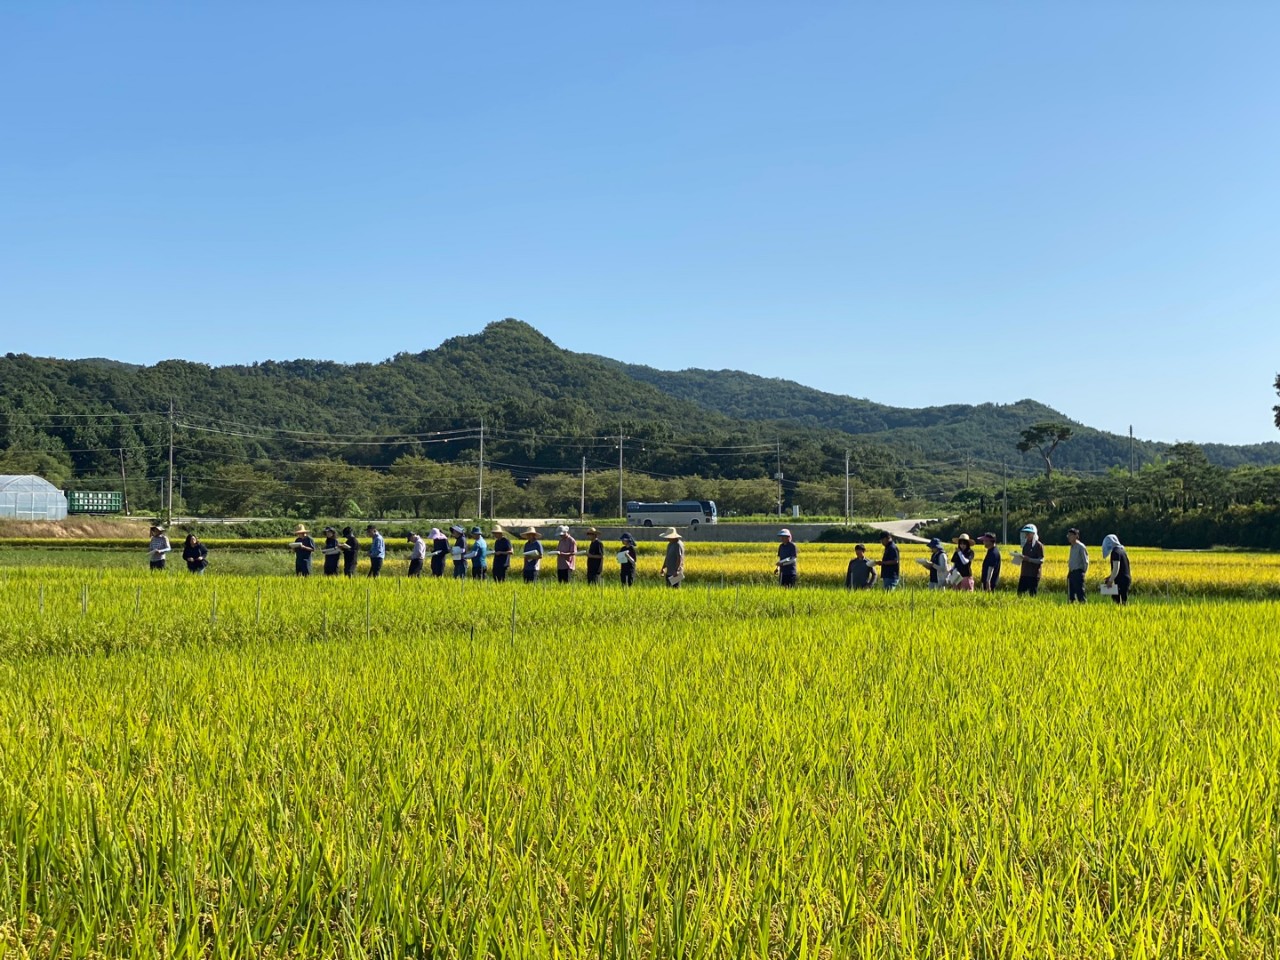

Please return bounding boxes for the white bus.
[626,500,717,527]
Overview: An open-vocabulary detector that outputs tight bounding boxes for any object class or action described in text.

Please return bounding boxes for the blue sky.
[3,2,1278,445]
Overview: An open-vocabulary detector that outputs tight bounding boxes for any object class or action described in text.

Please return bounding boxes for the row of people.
[151,522,1131,601]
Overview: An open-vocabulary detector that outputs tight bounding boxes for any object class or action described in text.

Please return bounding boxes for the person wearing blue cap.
[618,532,637,586]
[775,528,798,587]
[464,526,487,580]
[1013,523,1045,596]
[923,537,949,590]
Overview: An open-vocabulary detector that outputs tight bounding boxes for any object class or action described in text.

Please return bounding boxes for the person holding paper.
[290,525,315,577]
[659,527,685,587]
[977,533,1002,591]
[951,534,976,591]
[1101,534,1131,604]
[428,528,448,577]
[923,537,949,590]
[147,524,171,571]
[322,526,343,576]
[776,528,798,587]
[521,528,544,583]
[873,531,901,590]
[450,524,468,579]
[464,526,487,580]
[555,526,577,584]
[341,526,359,577]
[406,531,426,577]
[491,526,513,582]
[1013,523,1045,597]
[618,532,638,586]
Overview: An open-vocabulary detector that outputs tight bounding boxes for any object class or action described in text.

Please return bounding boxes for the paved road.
[861,518,936,544]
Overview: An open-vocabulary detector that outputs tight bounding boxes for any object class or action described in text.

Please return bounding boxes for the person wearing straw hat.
[321,526,343,577]
[584,528,605,584]
[618,532,638,586]
[365,524,385,578]
[521,527,544,583]
[290,524,315,576]
[449,524,468,579]
[464,526,488,580]
[428,528,448,578]
[775,528,798,587]
[1012,523,1045,597]
[406,531,426,577]
[341,526,359,577]
[555,525,577,584]
[147,524,171,571]
[658,527,685,587]
[490,525,513,583]
[951,534,976,591]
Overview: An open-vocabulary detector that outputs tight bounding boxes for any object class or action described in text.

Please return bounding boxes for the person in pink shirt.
[555,525,577,584]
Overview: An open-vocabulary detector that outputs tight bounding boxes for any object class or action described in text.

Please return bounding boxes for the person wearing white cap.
[1101,534,1131,604]
[775,528,798,587]
[658,527,685,587]
[450,524,467,579]
[428,528,448,577]
[555,525,577,584]
[1012,523,1045,597]
[147,524,171,571]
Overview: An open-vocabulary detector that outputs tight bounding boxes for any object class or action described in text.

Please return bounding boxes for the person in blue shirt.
[365,524,385,577]
[464,526,488,579]
[521,528,543,582]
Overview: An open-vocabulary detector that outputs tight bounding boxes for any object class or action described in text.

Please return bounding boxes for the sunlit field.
[2,557,1279,956]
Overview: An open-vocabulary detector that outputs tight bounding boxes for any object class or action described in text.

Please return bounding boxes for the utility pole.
[118,447,130,516]
[1129,424,1134,477]
[580,456,586,518]
[1001,459,1008,544]
[166,400,175,524]
[774,439,784,517]
[477,418,484,520]
[964,455,971,489]
[618,431,624,520]
[844,449,851,526]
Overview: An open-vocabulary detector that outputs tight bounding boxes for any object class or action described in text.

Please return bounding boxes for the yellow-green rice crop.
[1,569,1279,957]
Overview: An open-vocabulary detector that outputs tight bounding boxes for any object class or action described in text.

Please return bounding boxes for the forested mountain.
[1,318,1277,518]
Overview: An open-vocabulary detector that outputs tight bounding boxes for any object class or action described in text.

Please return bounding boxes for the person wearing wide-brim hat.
[950,533,976,591]
[555,525,578,584]
[427,527,448,577]
[775,528,798,588]
[290,524,315,576]
[658,527,685,587]
[147,524,171,572]
[520,527,543,583]
[618,531,638,587]
[584,527,605,585]
[490,525,513,583]
[449,524,468,579]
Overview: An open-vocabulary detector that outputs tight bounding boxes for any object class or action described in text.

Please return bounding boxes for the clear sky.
[3,2,1278,445]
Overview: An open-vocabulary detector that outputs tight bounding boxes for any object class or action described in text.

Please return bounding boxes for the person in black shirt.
[618,532,637,586]
[1015,523,1045,597]
[844,544,877,589]
[977,533,1002,591]
[428,528,448,577]
[291,524,315,576]
[450,524,467,579]
[341,526,359,577]
[874,532,901,590]
[182,534,208,574]
[1101,534,1132,604]
[321,526,342,576]
[951,534,975,591]
[491,526,513,582]
[776,528,798,587]
[584,528,605,584]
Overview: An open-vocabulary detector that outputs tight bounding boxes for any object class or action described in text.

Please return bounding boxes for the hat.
[854,543,866,551]
[341,526,353,537]
[1020,523,1038,536]
[522,527,541,539]
[927,537,942,549]
[556,525,570,536]
[620,532,635,544]
[585,527,598,535]
[324,526,336,534]
[658,527,682,540]
[293,524,308,535]
[956,533,972,544]
[469,526,482,536]
[449,524,465,535]
[491,525,506,535]
[149,524,164,533]
[427,527,443,540]
[978,532,997,542]
[778,528,792,538]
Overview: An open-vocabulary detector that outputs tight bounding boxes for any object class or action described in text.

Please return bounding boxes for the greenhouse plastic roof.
[0,474,63,493]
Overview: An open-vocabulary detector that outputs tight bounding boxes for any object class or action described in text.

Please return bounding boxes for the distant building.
[0,475,68,520]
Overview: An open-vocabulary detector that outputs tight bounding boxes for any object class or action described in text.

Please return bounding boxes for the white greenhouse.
[0,475,69,521]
